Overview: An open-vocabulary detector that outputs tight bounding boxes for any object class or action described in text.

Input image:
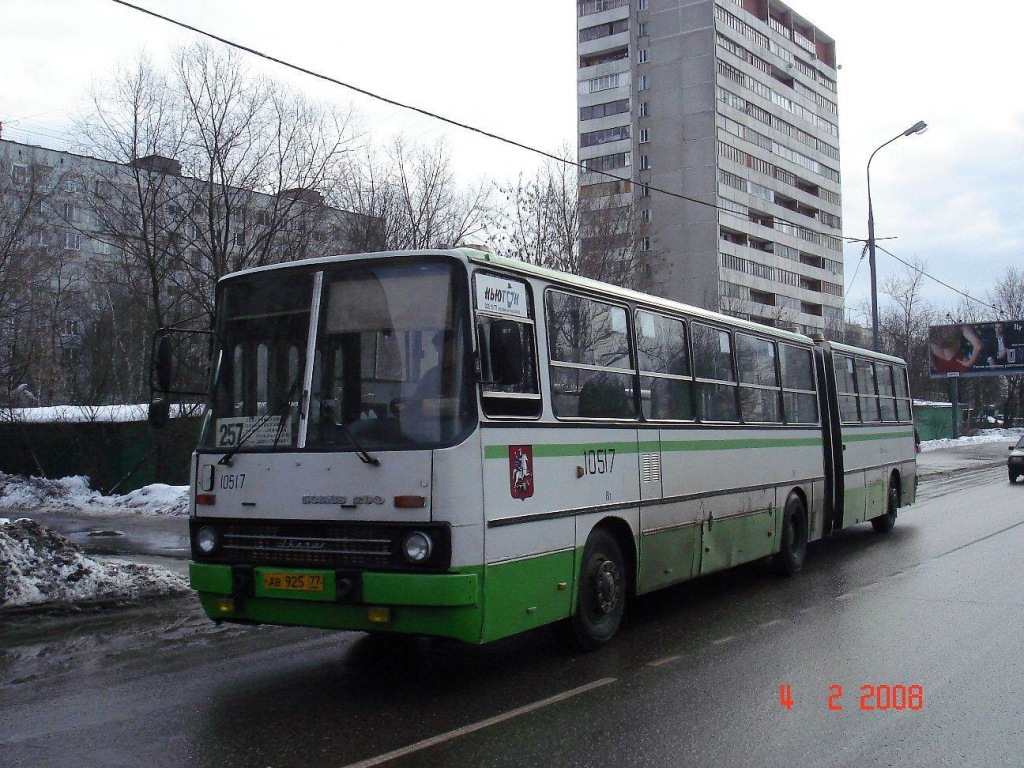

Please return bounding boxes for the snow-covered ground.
[919,427,1024,453]
[1,517,189,609]
[1,474,190,610]
[0,473,188,516]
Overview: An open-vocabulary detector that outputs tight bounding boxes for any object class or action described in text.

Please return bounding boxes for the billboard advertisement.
[929,321,1024,378]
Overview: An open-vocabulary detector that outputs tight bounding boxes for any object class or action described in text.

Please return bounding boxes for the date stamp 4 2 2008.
[778,684,924,712]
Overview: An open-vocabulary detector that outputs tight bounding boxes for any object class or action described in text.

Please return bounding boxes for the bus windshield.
[201,258,473,453]
[307,259,472,450]
[202,271,314,451]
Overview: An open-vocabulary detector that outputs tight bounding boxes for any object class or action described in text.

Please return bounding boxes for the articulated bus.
[155,247,916,649]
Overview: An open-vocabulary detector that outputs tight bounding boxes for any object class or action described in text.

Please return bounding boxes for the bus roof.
[462,249,816,345]
[823,340,907,365]
[220,247,826,348]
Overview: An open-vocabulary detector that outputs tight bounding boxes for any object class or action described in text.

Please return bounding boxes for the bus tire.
[566,528,626,651]
[871,477,899,533]
[774,494,807,576]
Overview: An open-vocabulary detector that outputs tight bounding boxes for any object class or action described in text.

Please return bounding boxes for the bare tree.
[340,136,489,252]
[985,266,1024,423]
[489,156,579,272]
[0,150,69,408]
[878,256,936,396]
[81,44,359,324]
[489,155,652,289]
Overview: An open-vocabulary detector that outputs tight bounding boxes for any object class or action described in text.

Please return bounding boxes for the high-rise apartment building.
[577,0,843,335]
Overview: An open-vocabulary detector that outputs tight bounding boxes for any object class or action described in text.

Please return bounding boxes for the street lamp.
[867,119,928,351]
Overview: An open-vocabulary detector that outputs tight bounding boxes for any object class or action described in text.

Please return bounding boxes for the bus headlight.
[196,525,220,555]
[402,531,433,564]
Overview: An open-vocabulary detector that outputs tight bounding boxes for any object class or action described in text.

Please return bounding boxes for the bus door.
[634,310,699,592]
[814,344,845,533]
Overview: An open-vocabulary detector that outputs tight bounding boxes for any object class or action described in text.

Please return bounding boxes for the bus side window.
[636,309,694,421]
[479,317,540,417]
[546,291,636,420]
[692,322,739,422]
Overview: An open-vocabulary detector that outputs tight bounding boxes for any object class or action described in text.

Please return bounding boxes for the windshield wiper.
[218,374,302,467]
[316,396,381,466]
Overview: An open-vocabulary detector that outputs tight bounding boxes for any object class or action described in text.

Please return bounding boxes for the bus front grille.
[218,523,394,569]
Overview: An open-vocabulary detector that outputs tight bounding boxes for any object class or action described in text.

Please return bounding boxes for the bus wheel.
[871,478,899,533]
[774,494,807,576]
[567,529,626,651]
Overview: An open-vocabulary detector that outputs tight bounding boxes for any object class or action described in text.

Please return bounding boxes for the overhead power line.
[108,0,985,313]
[874,244,999,313]
[105,0,761,221]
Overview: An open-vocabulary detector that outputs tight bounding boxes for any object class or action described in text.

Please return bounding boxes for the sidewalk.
[916,438,1013,478]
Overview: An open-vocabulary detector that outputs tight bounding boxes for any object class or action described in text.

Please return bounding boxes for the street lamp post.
[867,119,928,351]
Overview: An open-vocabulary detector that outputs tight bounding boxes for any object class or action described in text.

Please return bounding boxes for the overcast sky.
[2,0,1021,320]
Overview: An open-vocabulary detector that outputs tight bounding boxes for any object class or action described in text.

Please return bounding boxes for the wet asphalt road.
[2,454,1023,767]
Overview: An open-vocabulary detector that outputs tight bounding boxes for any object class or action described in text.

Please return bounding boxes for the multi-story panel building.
[577,0,843,335]
[1,137,367,403]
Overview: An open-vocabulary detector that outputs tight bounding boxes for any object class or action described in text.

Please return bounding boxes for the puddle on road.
[61,528,189,558]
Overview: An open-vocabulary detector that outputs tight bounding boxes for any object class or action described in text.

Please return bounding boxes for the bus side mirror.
[489,320,525,386]
[148,397,170,429]
[154,333,173,392]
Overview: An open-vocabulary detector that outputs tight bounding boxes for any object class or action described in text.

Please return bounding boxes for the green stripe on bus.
[659,437,821,452]
[484,435,821,459]
[844,430,915,443]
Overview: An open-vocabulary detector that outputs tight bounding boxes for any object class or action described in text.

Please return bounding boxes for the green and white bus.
[158,247,916,649]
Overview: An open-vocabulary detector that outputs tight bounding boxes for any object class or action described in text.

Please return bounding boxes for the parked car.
[1008,437,1024,483]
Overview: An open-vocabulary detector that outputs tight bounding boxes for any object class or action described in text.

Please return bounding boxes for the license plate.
[262,571,325,593]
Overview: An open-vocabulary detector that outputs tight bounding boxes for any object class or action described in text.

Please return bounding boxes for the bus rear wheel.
[774,494,807,576]
[871,477,899,533]
[566,528,626,651]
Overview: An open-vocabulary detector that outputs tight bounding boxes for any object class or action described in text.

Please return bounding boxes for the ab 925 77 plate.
[262,572,325,593]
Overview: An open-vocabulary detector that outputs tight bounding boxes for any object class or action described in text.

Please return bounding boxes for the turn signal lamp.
[196,494,216,506]
[214,598,235,614]
[367,607,391,624]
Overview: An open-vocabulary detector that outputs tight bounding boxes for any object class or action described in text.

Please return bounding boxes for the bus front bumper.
[189,562,483,642]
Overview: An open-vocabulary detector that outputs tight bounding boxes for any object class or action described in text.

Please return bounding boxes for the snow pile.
[920,428,1024,453]
[0,473,188,516]
[1,518,189,609]
[2,402,201,424]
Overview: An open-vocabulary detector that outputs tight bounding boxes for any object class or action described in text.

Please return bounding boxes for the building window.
[638,21,650,37]
[11,164,28,185]
[639,128,650,144]
[584,152,631,173]
[65,232,82,251]
[580,125,631,148]
[639,74,650,91]
[638,184,651,198]
[640,236,652,252]
[639,155,651,170]
[638,48,650,64]
[580,99,630,122]
[232,232,246,247]
[638,101,649,117]
[579,18,629,43]
[638,0,648,9]
[578,0,628,16]
[64,178,80,194]
[640,208,651,222]
[582,73,621,94]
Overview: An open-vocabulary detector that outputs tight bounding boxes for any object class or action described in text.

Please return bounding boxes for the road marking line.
[341,677,617,768]
[711,635,736,645]
[647,654,681,667]
[759,619,781,629]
